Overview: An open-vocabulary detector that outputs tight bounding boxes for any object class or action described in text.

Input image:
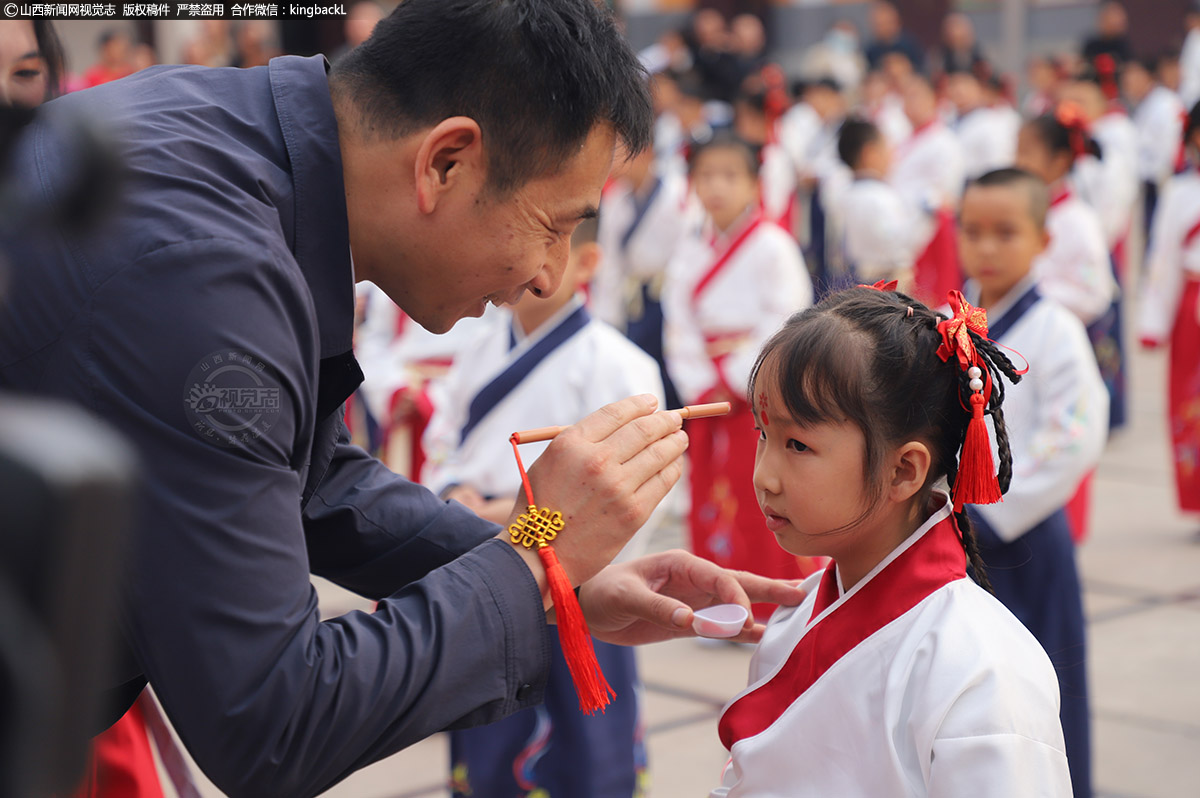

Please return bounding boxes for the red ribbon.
[936,290,989,371]
[857,279,899,292]
[1055,101,1091,161]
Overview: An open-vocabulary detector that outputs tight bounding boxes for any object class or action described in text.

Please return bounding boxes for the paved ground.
[163,343,1200,798]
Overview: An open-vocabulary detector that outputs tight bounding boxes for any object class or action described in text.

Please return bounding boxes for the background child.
[891,72,965,305]
[1139,101,1200,529]
[713,286,1070,796]
[592,143,692,411]
[422,217,664,798]
[663,134,815,620]
[836,116,923,291]
[959,168,1110,797]
[1016,110,1123,430]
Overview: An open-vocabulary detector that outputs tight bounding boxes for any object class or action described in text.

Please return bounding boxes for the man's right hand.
[498,394,688,604]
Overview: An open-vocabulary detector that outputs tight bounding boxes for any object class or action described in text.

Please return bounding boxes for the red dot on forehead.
[758,392,770,426]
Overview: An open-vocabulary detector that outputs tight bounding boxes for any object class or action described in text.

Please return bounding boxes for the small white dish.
[692,604,750,639]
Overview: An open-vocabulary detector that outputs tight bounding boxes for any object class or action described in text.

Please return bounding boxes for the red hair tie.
[1055,101,1090,161]
[936,291,1002,511]
[858,279,899,292]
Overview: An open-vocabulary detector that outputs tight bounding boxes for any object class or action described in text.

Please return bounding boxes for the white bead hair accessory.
[967,366,982,379]
[969,378,985,392]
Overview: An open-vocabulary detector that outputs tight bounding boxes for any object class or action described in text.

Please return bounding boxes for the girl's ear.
[888,441,931,503]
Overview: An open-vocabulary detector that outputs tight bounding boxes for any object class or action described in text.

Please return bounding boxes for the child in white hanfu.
[712,285,1071,798]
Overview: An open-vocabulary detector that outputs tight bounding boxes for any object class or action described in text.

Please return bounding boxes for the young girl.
[712,286,1071,797]
[1139,100,1200,525]
[1017,109,1124,427]
[663,134,815,619]
[1016,109,1117,540]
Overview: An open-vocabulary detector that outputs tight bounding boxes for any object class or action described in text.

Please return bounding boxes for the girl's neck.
[834,499,927,591]
[711,204,756,236]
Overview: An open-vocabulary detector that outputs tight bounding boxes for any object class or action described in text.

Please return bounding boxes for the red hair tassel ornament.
[936,291,1003,511]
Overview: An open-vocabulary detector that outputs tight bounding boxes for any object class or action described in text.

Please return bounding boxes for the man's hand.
[500,395,688,598]
[575,550,808,646]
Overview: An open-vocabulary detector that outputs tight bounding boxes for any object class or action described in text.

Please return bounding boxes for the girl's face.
[691,146,759,231]
[0,21,47,109]
[751,378,876,561]
[1015,125,1070,185]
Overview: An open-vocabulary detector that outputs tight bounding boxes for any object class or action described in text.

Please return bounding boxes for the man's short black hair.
[837,117,881,169]
[330,0,653,196]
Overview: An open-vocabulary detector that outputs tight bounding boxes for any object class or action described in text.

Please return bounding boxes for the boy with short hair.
[835,117,923,290]
[423,215,664,798]
[958,167,1109,797]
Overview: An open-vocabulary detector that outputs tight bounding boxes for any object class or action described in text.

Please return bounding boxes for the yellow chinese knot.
[508,504,565,549]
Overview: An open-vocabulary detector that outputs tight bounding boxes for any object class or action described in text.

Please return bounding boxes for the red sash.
[717,508,967,750]
[1183,217,1200,250]
[691,212,765,304]
[1049,184,1072,208]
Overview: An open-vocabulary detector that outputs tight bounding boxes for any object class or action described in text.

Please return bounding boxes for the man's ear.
[414,116,484,215]
[889,440,932,504]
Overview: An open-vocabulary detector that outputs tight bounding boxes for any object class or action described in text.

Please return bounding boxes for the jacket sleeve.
[90,240,550,798]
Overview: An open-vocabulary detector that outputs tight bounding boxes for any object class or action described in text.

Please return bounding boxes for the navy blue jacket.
[0,56,550,797]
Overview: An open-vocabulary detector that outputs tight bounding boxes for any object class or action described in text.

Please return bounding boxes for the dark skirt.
[450,635,645,798]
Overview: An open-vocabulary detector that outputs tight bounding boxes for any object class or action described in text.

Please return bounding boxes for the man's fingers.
[629,458,684,518]
[570,394,659,442]
[620,427,687,486]
[606,409,685,464]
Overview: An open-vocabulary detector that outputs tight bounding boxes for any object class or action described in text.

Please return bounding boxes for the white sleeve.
[420,347,481,496]
[1037,208,1115,325]
[722,235,813,396]
[1148,100,1184,185]
[976,314,1109,542]
[1139,181,1187,345]
[937,136,965,209]
[663,248,721,404]
[354,286,402,421]
[590,247,628,330]
[847,188,925,279]
[929,735,1073,798]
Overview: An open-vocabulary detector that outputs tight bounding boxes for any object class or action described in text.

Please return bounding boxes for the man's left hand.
[574,550,808,646]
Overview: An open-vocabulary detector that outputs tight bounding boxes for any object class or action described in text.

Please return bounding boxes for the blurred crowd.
[3,2,1199,796]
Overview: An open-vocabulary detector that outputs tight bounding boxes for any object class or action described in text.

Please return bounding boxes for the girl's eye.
[15,69,41,80]
[753,426,765,441]
[787,439,809,453]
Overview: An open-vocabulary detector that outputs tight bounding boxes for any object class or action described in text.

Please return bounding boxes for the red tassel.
[952,393,1003,511]
[538,545,615,715]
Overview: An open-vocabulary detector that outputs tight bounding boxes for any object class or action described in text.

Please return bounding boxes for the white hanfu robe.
[662,211,812,404]
[1140,170,1200,344]
[1075,112,1140,249]
[956,106,1018,180]
[712,495,1072,798]
[890,120,965,250]
[967,276,1110,541]
[1035,185,1117,326]
[422,296,667,559]
[592,169,692,332]
[838,175,924,285]
[1134,85,1185,190]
